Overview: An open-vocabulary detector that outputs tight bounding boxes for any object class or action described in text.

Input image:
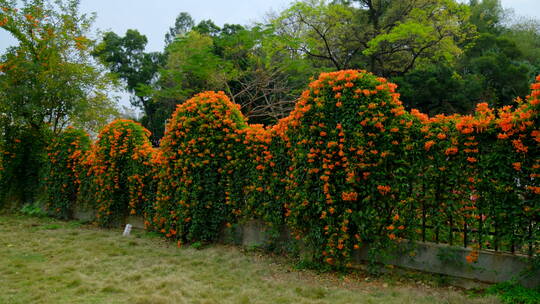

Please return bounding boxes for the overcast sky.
[0,0,538,110]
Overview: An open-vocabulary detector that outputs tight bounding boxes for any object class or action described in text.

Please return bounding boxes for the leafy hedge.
[44,127,90,219]
[148,91,249,244]
[0,126,51,206]
[277,71,418,265]
[36,71,539,267]
[80,119,155,227]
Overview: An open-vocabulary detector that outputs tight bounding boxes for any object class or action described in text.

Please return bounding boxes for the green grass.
[488,281,540,304]
[0,215,501,304]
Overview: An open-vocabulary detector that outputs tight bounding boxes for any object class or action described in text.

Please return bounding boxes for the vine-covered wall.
[39,70,540,266]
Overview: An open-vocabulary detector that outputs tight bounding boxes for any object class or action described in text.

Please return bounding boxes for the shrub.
[0,126,51,207]
[409,77,539,260]
[83,119,154,227]
[241,125,290,231]
[43,127,90,219]
[275,70,417,266]
[150,91,248,244]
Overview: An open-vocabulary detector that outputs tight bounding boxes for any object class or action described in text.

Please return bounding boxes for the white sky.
[0,0,538,109]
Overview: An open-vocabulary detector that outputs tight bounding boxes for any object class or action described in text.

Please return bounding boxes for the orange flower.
[377,185,391,195]
[467,157,477,163]
[512,139,528,153]
[445,147,458,155]
[526,186,540,195]
[437,133,447,140]
[424,140,435,151]
[513,162,521,171]
[341,191,358,201]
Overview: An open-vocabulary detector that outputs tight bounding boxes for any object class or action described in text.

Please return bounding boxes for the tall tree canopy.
[92,29,164,140]
[0,0,118,133]
[0,0,118,204]
[273,0,472,76]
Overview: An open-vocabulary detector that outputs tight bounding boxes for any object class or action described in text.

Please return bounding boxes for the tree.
[361,0,472,76]
[0,0,117,134]
[156,21,317,127]
[92,29,164,142]
[462,33,532,106]
[272,0,361,70]
[468,0,506,34]
[0,0,117,205]
[503,18,540,76]
[164,12,194,46]
[273,0,473,76]
[193,19,221,37]
[393,64,484,114]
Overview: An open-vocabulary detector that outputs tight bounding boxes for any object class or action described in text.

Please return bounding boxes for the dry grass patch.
[0,215,500,304]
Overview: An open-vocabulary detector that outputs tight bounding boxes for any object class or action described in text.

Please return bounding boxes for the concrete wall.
[355,241,539,288]
[226,220,540,288]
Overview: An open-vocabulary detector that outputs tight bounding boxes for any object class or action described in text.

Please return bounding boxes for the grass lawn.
[0,215,500,304]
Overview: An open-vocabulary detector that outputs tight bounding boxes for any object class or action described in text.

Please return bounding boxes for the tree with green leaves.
[92,29,164,143]
[273,0,473,76]
[164,12,194,46]
[469,0,506,34]
[0,0,117,205]
[380,0,539,113]
[0,0,118,133]
[393,64,484,114]
[156,18,317,127]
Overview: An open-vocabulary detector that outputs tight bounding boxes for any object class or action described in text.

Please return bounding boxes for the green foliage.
[158,31,232,101]
[92,29,164,143]
[0,0,117,206]
[273,0,359,70]
[469,0,506,34]
[149,91,248,243]
[82,119,154,227]
[363,0,470,74]
[43,127,90,219]
[463,33,532,106]
[393,64,484,114]
[164,12,195,46]
[20,203,47,217]
[273,0,473,76]
[0,126,51,207]
[488,281,540,304]
[0,0,118,134]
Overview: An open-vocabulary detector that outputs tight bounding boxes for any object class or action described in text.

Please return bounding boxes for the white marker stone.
[122,224,132,237]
